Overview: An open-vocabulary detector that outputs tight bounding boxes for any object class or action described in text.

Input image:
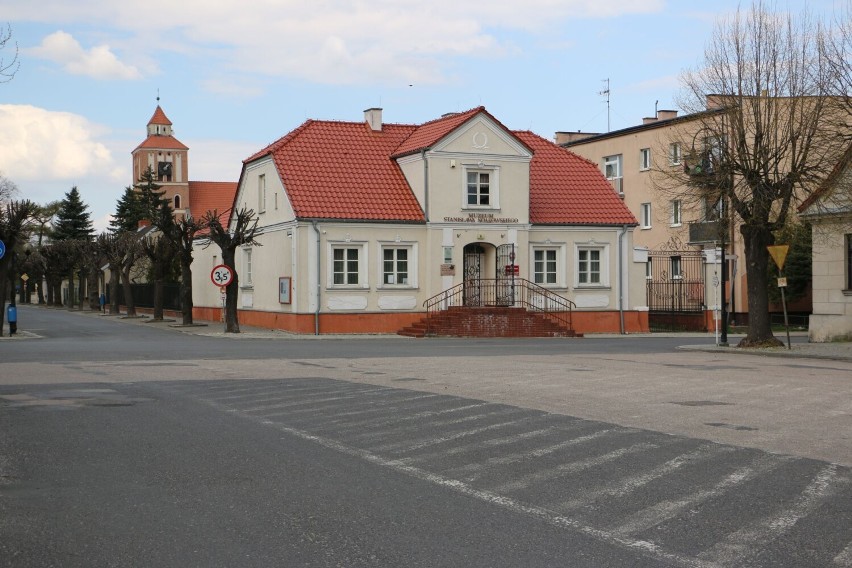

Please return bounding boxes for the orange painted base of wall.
[191,307,649,335]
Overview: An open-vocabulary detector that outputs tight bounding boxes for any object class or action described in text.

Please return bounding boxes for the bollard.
[7,304,17,335]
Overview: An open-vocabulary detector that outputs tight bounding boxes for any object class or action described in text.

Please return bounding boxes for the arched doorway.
[463,243,486,306]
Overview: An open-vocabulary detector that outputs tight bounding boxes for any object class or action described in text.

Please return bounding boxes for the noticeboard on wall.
[279,277,291,304]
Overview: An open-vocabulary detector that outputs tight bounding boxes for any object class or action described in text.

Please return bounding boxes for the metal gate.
[463,244,485,306]
[495,243,516,306]
[646,242,706,332]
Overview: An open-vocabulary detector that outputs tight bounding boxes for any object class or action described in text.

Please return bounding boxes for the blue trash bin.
[7,305,17,335]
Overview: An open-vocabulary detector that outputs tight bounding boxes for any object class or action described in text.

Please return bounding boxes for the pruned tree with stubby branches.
[202,207,261,333]
[154,204,205,325]
[668,1,850,346]
[0,200,38,335]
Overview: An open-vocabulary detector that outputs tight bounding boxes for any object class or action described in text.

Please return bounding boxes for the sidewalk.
[3,306,851,362]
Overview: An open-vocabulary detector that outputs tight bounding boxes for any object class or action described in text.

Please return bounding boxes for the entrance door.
[463,244,485,306]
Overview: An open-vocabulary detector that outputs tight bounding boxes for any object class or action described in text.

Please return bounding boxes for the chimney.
[656,110,678,121]
[642,117,658,125]
[364,107,383,131]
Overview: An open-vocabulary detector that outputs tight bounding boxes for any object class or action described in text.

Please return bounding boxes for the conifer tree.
[52,186,94,242]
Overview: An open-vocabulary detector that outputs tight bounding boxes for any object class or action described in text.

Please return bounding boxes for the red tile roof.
[249,120,425,221]
[189,181,238,229]
[392,106,488,158]
[516,131,637,225]
[134,135,188,151]
[148,105,172,126]
[244,109,636,226]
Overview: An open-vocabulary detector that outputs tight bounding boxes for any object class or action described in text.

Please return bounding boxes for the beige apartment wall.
[238,158,296,223]
[809,217,852,341]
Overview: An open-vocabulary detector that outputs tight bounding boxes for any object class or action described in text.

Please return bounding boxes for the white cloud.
[29,31,142,80]
[10,1,664,86]
[0,105,123,181]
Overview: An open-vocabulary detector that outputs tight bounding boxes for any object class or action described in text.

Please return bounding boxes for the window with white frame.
[670,199,682,226]
[332,246,361,286]
[640,203,652,229]
[703,196,724,221]
[533,248,558,285]
[577,247,604,286]
[669,142,682,165]
[604,154,623,194]
[243,248,253,285]
[257,174,266,213]
[846,234,852,290]
[670,255,682,279]
[466,169,492,207]
[382,246,410,286]
[640,148,651,171]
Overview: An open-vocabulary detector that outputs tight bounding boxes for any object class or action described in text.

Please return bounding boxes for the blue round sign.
[0,239,5,260]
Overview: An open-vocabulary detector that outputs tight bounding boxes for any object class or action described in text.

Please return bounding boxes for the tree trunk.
[37,279,45,304]
[109,270,120,315]
[222,249,240,333]
[0,257,8,337]
[121,268,136,317]
[740,224,783,347]
[87,270,99,310]
[179,256,194,325]
[152,278,164,321]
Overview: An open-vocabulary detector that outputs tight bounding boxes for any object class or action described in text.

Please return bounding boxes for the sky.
[0,0,845,231]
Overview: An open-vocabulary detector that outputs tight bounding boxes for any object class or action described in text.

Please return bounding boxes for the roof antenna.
[157,88,160,103]
[598,79,610,132]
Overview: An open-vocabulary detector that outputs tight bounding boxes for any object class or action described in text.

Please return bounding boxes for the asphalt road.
[1,306,850,567]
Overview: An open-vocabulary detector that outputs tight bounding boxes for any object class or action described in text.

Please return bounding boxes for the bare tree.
[202,207,261,333]
[0,24,18,84]
[674,1,848,346]
[0,200,38,335]
[0,173,18,204]
[140,228,177,321]
[156,209,204,325]
[119,234,144,317]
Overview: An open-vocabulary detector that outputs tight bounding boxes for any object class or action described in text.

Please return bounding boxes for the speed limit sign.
[211,264,234,287]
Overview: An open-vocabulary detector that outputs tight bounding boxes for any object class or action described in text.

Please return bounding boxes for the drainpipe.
[617,224,629,334]
[312,220,321,335]
[421,149,429,221]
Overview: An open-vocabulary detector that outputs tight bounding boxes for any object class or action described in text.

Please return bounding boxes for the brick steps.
[397,307,581,338]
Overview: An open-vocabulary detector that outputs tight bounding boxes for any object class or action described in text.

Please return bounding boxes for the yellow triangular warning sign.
[767,245,790,270]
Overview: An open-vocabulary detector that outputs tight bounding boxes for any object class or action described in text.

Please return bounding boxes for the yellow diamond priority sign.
[767,245,789,270]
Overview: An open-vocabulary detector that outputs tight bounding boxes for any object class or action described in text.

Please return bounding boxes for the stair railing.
[422,278,575,335]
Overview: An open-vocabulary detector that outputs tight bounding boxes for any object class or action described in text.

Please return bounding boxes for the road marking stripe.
[492,442,658,493]
[611,456,786,537]
[699,464,847,566]
[455,427,619,481]
[246,416,714,568]
[557,444,734,511]
[373,417,531,454]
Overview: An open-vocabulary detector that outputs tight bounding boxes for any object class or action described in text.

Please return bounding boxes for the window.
[382,247,409,285]
[174,194,181,210]
[640,203,652,229]
[604,154,623,194]
[243,248,253,285]
[533,249,557,285]
[640,148,651,171]
[646,259,653,280]
[703,196,724,221]
[670,255,682,280]
[669,142,682,165]
[274,191,278,211]
[846,235,852,290]
[577,248,602,285]
[670,199,682,226]
[466,170,491,206]
[258,174,266,213]
[333,247,360,285]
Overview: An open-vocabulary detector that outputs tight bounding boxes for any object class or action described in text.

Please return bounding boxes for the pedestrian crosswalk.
[163,377,852,567]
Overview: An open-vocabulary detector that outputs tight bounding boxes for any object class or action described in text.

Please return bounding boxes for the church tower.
[131,105,190,216]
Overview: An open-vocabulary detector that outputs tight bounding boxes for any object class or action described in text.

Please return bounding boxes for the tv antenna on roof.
[598,78,610,132]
